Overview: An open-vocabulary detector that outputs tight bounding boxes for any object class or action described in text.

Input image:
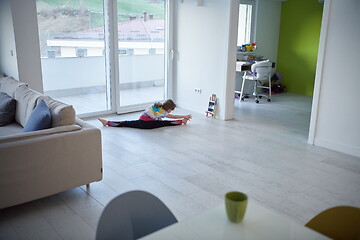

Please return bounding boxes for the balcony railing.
[41,54,165,114]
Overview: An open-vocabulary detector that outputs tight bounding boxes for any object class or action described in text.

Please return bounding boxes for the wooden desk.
[141,201,329,240]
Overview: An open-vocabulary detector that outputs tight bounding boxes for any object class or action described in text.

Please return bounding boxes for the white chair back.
[251,61,272,79]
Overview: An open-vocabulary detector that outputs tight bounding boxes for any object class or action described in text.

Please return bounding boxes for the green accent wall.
[277,0,323,96]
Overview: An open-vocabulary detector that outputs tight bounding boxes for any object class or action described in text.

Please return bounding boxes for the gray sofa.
[0,76,102,209]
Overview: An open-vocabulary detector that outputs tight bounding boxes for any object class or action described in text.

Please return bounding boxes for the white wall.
[254,0,281,62]
[10,0,43,92]
[174,0,282,120]
[309,0,360,157]
[0,0,18,79]
[173,0,233,120]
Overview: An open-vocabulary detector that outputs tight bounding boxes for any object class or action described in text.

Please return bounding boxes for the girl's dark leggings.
[108,120,182,129]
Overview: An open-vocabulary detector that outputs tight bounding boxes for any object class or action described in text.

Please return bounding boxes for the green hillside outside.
[36,0,165,27]
[36,0,165,57]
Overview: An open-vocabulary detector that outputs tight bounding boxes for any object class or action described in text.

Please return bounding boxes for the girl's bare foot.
[98,118,108,126]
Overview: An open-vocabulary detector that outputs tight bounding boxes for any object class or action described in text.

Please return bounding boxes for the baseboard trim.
[314,137,360,158]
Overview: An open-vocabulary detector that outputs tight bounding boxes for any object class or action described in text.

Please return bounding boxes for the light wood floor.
[1,93,359,240]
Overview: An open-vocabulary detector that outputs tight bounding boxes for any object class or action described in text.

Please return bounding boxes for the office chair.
[237,61,272,103]
[305,206,360,240]
[96,190,178,240]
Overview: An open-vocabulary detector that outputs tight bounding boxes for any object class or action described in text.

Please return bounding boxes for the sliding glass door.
[36,0,109,115]
[36,0,170,116]
[117,0,167,110]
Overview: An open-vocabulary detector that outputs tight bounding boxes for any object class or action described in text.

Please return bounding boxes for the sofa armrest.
[75,118,96,130]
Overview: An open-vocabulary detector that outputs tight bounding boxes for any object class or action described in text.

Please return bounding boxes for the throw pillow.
[0,92,16,126]
[22,99,52,132]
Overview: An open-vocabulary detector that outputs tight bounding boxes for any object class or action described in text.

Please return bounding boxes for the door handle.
[170,49,175,60]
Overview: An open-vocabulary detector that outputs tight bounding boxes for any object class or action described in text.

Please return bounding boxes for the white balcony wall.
[61,47,76,58]
[41,54,164,92]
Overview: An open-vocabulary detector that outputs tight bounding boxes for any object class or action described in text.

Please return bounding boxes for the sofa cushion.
[0,92,16,126]
[14,85,42,127]
[0,124,81,143]
[0,77,28,98]
[0,75,4,87]
[23,100,51,132]
[38,96,75,127]
[0,122,23,136]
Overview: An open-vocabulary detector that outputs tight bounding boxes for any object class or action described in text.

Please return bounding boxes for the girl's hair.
[154,99,176,111]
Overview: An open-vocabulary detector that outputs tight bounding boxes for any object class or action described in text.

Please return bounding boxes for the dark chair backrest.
[96,190,178,240]
[305,206,360,240]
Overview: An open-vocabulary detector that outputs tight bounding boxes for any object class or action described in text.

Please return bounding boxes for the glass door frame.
[78,0,174,118]
[77,0,117,119]
[114,0,174,114]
